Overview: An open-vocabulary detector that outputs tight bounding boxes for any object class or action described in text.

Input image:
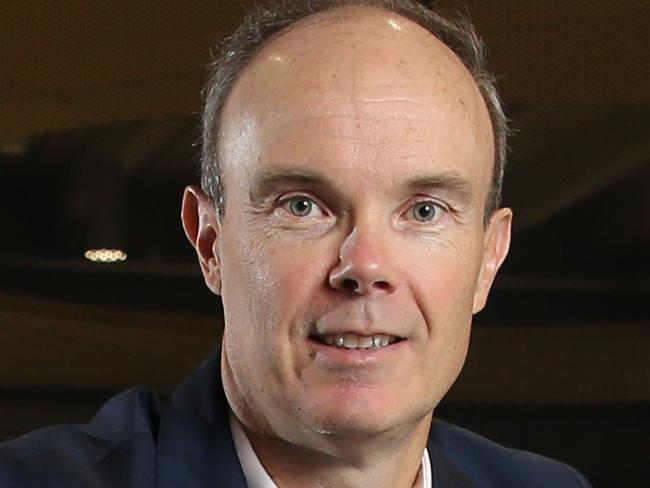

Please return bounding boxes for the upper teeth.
[321,333,397,349]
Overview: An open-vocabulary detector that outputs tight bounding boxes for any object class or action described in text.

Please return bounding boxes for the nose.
[328,227,397,296]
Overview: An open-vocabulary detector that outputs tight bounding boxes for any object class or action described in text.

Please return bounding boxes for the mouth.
[309,333,406,350]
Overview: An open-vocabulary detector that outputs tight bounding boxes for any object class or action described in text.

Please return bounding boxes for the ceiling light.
[84,248,127,263]
[0,139,29,156]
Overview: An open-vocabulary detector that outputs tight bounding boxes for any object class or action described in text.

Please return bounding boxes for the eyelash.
[278,194,328,218]
[276,193,448,223]
[408,198,448,223]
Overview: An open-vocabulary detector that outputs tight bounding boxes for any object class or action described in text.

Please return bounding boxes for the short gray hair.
[201,0,508,222]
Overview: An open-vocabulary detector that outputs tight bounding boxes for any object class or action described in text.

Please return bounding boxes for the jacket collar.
[157,349,476,488]
[156,350,247,488]
[428,434,478,488]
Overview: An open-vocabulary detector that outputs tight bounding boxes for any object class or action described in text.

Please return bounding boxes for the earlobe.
[472,207,513,314]
[181,185,223,296]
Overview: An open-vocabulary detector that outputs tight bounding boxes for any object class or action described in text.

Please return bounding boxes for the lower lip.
[307,336,409,368]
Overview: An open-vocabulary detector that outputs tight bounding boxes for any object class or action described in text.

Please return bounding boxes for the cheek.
[409,241,482,362]
[416,258,475,347]
[413,265,474,398]
[412,238,482,314]
[220,225,331,341]
[219,229,275,365]
[219,229,289,396]
[262,241,339,342]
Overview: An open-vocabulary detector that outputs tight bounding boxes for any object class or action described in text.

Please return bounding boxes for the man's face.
[204,9,510,447]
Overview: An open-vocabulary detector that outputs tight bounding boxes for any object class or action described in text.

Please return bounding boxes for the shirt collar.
[229,411,432,488]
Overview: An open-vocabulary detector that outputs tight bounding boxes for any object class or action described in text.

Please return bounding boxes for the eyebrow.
[248,168,339,203]
[405,173,474,204]
[248,167,474,205]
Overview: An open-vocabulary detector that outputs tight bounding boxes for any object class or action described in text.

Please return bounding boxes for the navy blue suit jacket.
[0,351,592,487]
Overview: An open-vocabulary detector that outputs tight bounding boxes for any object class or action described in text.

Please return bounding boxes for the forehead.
[233,7,485,112]
[219,7,494,200]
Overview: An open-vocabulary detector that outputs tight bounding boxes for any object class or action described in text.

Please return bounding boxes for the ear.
[181,185,222,296]
[472,207,513,314]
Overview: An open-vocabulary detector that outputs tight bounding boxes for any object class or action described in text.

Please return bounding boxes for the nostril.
[374,280,390,290]
[342,278,359,292]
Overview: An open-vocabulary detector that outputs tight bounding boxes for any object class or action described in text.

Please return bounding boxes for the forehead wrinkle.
[307,95,441,107]
[290,107,465,146]
[305,96,437,104]
[253,82,447,98]
[297,96,460,134]
[301,115,438,122]
[301,98,441,122]
[319,135,431,145]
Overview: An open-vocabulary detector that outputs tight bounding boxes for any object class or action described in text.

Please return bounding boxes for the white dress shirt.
[230,412,432,488]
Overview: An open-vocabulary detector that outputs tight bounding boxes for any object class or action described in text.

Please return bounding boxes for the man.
[1,1,592,486]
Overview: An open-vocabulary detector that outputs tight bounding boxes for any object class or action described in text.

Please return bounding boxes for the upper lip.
[310,325,406,339]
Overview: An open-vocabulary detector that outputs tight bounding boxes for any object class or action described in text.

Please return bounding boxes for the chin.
[310,415,394,438]
[301,386,420,438]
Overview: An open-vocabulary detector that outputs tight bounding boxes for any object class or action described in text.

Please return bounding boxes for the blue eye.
[412,201,440,222]
[288,197,313,217]
[281,196,326,219]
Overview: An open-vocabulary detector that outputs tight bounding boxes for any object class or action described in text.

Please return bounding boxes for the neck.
[244,415,432,488]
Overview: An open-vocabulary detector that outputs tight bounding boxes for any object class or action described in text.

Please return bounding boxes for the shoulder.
[430,419,592,488]
[0,387,162,488]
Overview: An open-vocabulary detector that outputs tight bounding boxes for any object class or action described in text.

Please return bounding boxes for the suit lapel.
[156,351,247,488]
[428,435,478,488]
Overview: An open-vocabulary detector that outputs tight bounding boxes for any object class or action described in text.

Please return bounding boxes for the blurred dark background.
[0,1,648,486]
